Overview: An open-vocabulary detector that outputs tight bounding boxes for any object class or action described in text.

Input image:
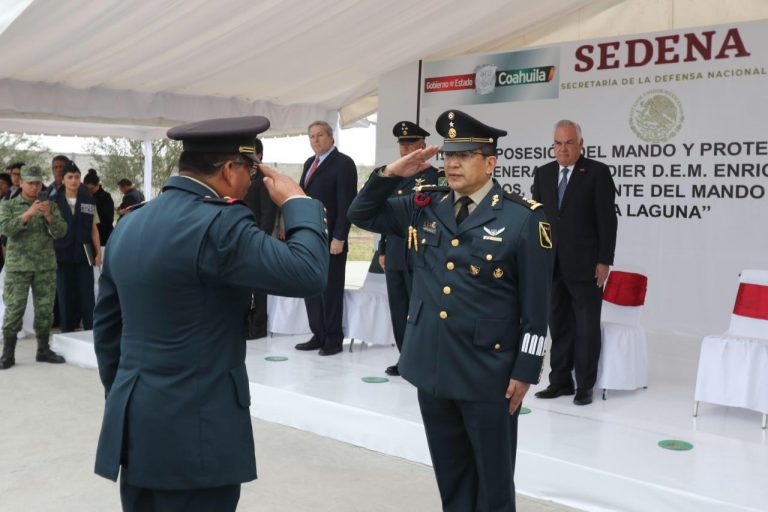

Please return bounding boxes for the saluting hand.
[505,379,530,414]
[261,164,306,207]
[381,146,440,178]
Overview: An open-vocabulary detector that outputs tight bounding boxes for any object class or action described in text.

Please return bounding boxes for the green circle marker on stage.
[265,356,288,362]
[658,440,693,451]
[520,407,531,415]
[362,376,389,384]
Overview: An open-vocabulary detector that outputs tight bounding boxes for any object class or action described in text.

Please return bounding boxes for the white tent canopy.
[0,0,598,138]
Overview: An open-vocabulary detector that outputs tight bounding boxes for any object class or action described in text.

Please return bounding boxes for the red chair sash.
[733,282,768,320]
[603,271,647,306]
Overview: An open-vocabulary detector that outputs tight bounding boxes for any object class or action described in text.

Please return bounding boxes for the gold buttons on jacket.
[485,254,493,261]
[439,311,448,319]
[451,239,459,247]
[494,343,502,350]
[443,286,451,295]
[446,262,455,270]
[421,238,426,245]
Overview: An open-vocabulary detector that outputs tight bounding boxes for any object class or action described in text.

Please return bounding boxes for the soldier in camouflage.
[0,165,68,369]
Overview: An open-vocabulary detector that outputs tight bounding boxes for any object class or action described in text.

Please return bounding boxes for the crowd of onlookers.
[0,156,144,369]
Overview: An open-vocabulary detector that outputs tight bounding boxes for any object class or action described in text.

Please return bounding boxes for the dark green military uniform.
[0,166,67,369]
[93,117,329,512]
[348,110,553,512]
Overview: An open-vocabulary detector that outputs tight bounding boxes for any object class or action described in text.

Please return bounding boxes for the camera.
[36,191,49,202]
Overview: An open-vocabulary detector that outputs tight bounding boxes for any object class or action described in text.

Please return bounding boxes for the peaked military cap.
[435,109,507,152]
[167,116,270,162]
[393,120,430,142]
[20,165,45,182]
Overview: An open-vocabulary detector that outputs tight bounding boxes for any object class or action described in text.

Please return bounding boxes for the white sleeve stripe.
[532,335,541,356]
[521,333,546,356]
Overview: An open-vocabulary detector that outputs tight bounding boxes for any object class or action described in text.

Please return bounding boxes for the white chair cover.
[596,303,648,390]
[343,272,396,346]
[695,269,768,415]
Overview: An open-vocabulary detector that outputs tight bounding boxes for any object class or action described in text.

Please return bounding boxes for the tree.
[85,138,182,195]
[0,133,50,171]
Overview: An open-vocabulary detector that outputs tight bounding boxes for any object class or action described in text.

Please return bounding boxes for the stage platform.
[53,330,767,512]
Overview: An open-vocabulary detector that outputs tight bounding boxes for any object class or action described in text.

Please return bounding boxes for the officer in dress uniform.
[379,121,442,376]
[93,116,329,512]
[348,110,553,512]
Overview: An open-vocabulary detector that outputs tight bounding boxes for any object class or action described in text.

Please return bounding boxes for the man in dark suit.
[242,138,278,339]
[93,116,329,512]
[532,120,617,406]
[379,121,441,376]
[349,110,553,512]
[294,120,358,356]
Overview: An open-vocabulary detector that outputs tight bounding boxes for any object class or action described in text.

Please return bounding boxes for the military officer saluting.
[93,116,329,512]
[348,110,553,512]
[379,120,442,376]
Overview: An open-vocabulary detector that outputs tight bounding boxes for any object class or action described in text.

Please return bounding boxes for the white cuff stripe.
[521,333,545,356]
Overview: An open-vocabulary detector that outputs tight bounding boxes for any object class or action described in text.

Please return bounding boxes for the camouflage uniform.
[0,190,67,367]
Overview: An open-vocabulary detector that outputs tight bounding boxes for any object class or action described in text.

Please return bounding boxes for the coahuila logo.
[424,64,556,94]
[629,89,684,143]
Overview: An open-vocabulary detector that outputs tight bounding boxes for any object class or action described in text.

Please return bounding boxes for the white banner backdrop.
[414,20,767,337]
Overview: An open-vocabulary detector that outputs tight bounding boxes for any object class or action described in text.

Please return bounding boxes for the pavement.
[0,335,582,512]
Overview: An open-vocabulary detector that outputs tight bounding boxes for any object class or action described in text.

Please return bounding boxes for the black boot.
[36,335,65,364]
[0,336,17,370]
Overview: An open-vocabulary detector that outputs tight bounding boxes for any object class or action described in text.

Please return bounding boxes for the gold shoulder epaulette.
[504,191,542,210]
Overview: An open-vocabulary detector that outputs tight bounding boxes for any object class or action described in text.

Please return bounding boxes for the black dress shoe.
[534,385,575,399]
[318,345,343,356]
[295,338,323,351]
[385,364,400,376]
[573,389,593,406]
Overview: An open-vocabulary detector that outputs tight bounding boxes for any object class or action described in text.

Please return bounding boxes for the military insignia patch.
[538,222,553,249]
[493,268,504,279]
[422,220,437,234]
[415,177,425,187]
[448,127,457,139]
[482,226,505,242]
[491,194,500,207]
[470,265,480,276]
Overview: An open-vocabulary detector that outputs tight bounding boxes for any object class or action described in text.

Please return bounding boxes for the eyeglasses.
[440,150,486,161]
[214,159,260,179]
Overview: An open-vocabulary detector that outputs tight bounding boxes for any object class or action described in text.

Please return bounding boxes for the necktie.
[557,167,569,209]
[456,196,473,225]
[304,157,320,187]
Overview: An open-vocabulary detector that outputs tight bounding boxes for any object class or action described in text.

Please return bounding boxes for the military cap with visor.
[393,121,430,142]
[167,116,271,163]
[435,109,507,152]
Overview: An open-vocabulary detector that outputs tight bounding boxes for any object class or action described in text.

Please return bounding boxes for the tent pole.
[142,138,153,200]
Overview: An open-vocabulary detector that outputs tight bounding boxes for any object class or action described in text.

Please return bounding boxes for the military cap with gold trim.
[167,116,270,162]
[435,109,507,152]
[392,120,430,142]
